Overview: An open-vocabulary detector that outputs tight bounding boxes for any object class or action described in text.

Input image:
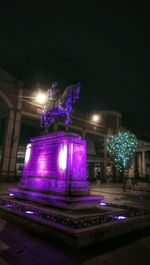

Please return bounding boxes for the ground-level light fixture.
[113,215,128,220]
[8,193,14,197]
[5,204,13,208]
[25,210,34,215]
[100,202,108,206]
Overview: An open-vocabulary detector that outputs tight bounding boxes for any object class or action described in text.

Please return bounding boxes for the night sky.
[1,2,150,135]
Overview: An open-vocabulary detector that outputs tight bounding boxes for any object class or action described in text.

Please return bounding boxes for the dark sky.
[0,2,150,134]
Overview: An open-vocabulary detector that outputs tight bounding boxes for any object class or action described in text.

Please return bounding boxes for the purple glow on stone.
[71,143,86,177]
[20,132,88,195]
[100,202,108,206]
[70,143,73,166]
[37,152,47,175]
[25,210,34,215]
[113,215,128,220]
[58,144,67,170]
[25,144,31,163]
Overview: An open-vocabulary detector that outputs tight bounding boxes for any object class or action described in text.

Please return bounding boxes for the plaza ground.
[0,182,150,265]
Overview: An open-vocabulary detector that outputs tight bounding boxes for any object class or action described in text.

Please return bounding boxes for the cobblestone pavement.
[0,182,150,265]
[0,182,18,194]
[90,183,150,209]
[0,217,150,265]
[82,235,150,265]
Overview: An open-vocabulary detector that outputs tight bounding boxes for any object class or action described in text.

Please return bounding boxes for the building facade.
[128,141,150,181]
[0,68,122,182]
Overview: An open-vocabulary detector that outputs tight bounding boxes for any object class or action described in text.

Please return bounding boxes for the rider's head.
[48,82,59,100]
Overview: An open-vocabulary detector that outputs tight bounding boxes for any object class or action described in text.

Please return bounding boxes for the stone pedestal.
[12,132,101,209]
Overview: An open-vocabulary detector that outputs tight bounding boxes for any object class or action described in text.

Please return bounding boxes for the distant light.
[25,210,34,215]
[100,202,108,206]
[36,92,47,104]
[139,196,144,200]
[92,114,100,123]
[113,215,128,220]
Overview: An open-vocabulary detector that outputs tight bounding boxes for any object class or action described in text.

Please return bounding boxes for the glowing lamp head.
[36,92,47,104]
[92,114,100,123]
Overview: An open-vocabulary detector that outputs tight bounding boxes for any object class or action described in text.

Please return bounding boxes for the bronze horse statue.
[41,83,80,131]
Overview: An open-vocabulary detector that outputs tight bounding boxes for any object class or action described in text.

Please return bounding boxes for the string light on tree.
[105,131,138,172]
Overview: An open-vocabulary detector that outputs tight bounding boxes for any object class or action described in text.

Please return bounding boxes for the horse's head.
[70,83,80,103]
[59,83,80,113]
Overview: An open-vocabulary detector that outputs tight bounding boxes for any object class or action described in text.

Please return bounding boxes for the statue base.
[12,132,102,209]
[11,189,103,210]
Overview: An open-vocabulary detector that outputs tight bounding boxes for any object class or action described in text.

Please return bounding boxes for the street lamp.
[36,92,47,104]
[92,114,101,123]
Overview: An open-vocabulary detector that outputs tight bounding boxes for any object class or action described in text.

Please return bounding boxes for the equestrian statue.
[40,82,80,131]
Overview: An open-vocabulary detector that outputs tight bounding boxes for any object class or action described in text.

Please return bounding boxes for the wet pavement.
[90,183,150,210]
[0,182,150,265]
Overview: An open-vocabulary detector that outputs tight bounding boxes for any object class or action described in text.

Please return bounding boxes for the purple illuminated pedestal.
[13,132,102,209]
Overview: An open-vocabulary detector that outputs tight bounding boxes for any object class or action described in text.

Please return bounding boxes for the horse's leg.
[41,111,49,134]
[40,112,48,135]
[44,116,49,134]
[47,115,54,128]
[65,113,71,132]
[44,126,48,135]
[40,113,45,128]
[65,113,70,126]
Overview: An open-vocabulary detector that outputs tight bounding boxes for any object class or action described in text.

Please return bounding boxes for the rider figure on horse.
[48,82,60,101]
[41,82,80,132]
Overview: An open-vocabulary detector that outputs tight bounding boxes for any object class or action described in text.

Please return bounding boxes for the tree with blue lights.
[105,131,138,191]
